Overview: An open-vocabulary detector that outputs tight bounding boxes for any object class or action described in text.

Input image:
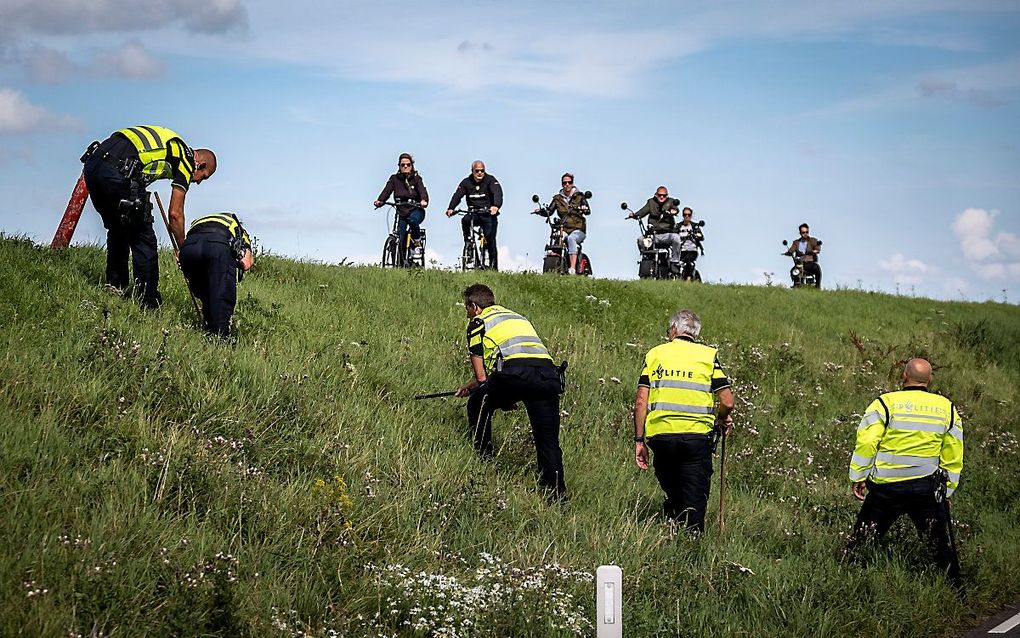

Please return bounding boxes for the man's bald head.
[903,358,932,387]
[192,148,217,184]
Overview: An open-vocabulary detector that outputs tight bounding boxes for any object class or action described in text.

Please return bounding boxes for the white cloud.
[92,41,163,79]
[497,245,538,273]
[806,56,1020,117]
[952,208,1020,281]
[0,0,248,36]
[0,87,77,133]
[878,253,932,274]
[205,1,1015,99]
[22,44,73,84]
[877,253,937,287]
[18,41,164,83]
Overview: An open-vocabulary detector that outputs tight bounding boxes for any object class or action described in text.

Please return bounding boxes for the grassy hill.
[1,234,1018,637]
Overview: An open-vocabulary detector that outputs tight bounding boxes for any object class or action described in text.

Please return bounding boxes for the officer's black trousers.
[82,153,161,308]
[179,234,238,337]
[847,478,960,584]
[466,364,565,498]
[648,433,714,531]
[461,213,499,270]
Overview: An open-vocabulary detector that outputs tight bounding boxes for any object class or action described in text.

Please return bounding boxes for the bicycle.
[531,193,593,276]
[377,199,427,269]
[452,207,493,271]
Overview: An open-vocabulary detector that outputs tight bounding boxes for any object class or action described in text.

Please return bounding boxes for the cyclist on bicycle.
[626,186,683,276]
[374,152,429,264]
[535,172,590,275]
[446,160,503,270]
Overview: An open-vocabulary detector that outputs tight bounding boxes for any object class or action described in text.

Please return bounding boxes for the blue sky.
[1,0,1018,301]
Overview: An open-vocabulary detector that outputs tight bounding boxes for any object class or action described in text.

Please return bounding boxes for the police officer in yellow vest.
[455,284,567,500]
[81,126,216,308]
[633,309,734,531]
[178,213,253,337]
[846,358,963,584]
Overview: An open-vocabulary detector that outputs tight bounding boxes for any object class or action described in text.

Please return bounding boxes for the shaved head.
[903,358,932,386]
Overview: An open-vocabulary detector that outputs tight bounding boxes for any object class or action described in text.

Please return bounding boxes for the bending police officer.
[178,213,253,338]
[446,161,503,270]
[81,125,216,308]
[846,358,963,586]
[455,284,567,501]
[633,309,734,531]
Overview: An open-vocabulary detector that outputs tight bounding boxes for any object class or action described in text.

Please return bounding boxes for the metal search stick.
[153,191,202,321]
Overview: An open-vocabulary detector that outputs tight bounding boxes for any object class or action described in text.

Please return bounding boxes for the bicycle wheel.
[477,242,488,270]
[381,235,397,268]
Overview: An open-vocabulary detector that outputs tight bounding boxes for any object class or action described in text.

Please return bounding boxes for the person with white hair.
[632,309,734,531]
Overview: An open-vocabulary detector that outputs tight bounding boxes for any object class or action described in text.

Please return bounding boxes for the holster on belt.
[116,158,153,227]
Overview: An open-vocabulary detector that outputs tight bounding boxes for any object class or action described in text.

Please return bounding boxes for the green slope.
[1,235,1018,637]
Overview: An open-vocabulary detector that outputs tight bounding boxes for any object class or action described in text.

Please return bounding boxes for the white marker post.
[596,564,623,638]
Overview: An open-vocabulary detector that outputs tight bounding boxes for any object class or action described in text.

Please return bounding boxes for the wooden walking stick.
[153,191,203,321]
[718,428,727,534]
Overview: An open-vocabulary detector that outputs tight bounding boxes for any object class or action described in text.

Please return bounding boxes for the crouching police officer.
[81,125,216,308]
[633,309,734,532]
[178,213,253,337]
[455,284,567,501]
[846,358,963,586]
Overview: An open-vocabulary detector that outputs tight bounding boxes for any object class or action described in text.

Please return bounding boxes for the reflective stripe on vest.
[116,125,193,183]
[189,213,250,244]
[867,390,956,486]
[476,305,552,370]
[643,339,718,437]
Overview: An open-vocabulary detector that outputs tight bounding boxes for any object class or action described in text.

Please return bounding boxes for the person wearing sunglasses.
[626,186,684,276]
[535,173,591,274]
[374,153,429,265]
[783,223,822,288]
[676,207,705,280]
[446,160,503,270]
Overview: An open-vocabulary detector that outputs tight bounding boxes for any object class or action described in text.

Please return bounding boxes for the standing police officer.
[178,213,253,338]
[633,309,734,531]
[846,358,963,585]
[446,161,503,270]
[454,284,567,501]
[81,125,216,308]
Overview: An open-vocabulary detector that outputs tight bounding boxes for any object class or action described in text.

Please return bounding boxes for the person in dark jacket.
[374,152,429,265]
[627,186,683,275]
[536,173,590,274]
[446,160,503,270]
[178,212,253,338]
[783,223,822,288]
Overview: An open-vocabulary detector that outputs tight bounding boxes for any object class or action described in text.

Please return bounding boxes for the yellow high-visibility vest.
[849,388,963,495]
[469,305,552,372]
[116,125,194,185]
[641,339,727,437]
[189,213,251,246]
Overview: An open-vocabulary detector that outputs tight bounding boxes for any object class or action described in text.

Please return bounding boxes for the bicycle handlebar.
[377,198,421,209]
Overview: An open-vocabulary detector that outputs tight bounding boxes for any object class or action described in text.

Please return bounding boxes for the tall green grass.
[1,235,1018,636]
